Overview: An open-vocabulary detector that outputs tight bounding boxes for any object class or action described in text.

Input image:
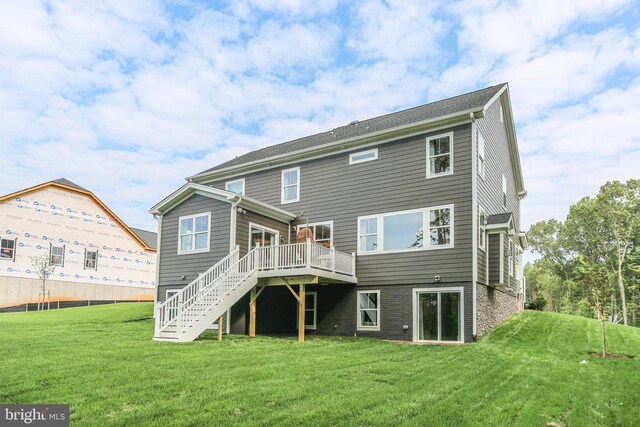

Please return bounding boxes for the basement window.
[358,290,380,331]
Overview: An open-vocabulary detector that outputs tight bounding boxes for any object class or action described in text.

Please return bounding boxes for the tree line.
[526,179,640,328]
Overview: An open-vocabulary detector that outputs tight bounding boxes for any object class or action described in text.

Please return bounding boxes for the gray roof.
[52,178,88,192]
[197,83,506,175]
[130,227,158,249]
[487,212,513,226]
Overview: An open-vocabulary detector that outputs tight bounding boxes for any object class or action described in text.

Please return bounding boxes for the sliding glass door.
[415,288,463,342]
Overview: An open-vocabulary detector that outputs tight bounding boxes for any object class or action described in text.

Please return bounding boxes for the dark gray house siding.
[209,123,474,285]
[235,210,289,256]
[208,123,476,341]
[475,98,522,291]
[156,194,231,302]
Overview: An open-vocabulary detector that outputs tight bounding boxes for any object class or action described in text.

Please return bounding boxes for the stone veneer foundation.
[476,283,518,337]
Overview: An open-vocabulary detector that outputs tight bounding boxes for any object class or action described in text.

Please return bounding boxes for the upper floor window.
[478,132,486,179]
[178,212,211,254]
[508,239,514,277]
[499,104,504,125]
[0,238,15,261]
[349,148,378,165]
[281,167,300,204]
[225,178,245,195]
[502,174,507,209]
[50,244,65,266]
[478,208,487,251]
[85,249,98,270]
[357,205,454,254]
[427,132,453,178]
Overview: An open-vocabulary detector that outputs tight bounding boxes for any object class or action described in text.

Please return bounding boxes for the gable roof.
[150,182,296,223]
[487,212,513,226]
[195,84,504,177]
[0,178,156,252]
[130,227,158,249]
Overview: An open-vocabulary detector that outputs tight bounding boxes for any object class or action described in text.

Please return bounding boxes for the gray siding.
[235,210,289,256]
[488,233,501,284]
[210,123,474,286]
[476,97,522,285]
[157,194,231,302]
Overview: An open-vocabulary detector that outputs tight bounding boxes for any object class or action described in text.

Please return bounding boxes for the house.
[151,83,527,343]
[0,178,157,310]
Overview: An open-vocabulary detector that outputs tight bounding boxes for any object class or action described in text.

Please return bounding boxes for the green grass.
[1,304,639,426]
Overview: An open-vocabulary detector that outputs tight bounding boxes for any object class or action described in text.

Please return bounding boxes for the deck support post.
[298,283,306,342]
[249,286,257,337]
[217,315,223,342]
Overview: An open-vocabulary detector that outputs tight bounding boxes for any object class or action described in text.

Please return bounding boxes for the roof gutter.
[188,107,484,183]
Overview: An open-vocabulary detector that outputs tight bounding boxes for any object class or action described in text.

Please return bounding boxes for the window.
[0,238,15,260]
[478,132,485,179]
[358,290,380,330]
[281,167,300,204]
[414,287,463,343]
[479,208,487,251]
[357,205,454,254]
[50,244,65,266]
[85,250,98,270]
[349,148,378,165]
[499,104,504,124]
[502,174,507,208]
[304,292,317,330]
[508,240,514,277]
[178,212,211,254]
[427,132,453,178]
[308,222,333,248]
[225,178,245,195]
[428,207,452,248]
[249,224,279,249]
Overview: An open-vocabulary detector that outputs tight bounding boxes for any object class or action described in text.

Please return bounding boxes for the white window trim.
[225,178,245,195]
[349,148,378,165]
[478,131,486,181]
[304,291,317,330]
[502,174,507,210]
[357,290,380,331]
[165,289,180,300]
[499,103,504,125]
[426,131,454,179]
[281,166,300,204]
[248,222,280,250]
[478,206,487,251]
[0,237,16,261]
[177,212,211,255]
[508,239,514,277]
[413,286,465,344]
[357,205,454,255]
[307,221,334,247]
[84,249,98,270]
[50,244,65,267]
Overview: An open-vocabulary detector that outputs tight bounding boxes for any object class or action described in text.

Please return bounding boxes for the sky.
[1,0,639,235]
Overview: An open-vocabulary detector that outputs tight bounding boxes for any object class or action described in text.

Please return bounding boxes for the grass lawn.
[1,303,639,426]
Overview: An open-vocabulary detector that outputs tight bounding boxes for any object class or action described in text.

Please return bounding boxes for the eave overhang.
[150,182,296,223]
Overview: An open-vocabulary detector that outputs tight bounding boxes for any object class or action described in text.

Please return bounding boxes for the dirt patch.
[588,352,635,359]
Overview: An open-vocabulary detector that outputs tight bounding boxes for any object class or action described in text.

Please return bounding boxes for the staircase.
[153,240,357,342]
[154,247,259,342]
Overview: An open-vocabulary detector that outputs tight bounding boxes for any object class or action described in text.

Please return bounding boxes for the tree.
[30,254,55,310]
[528,219,572,281]
[596,180,640,326]
[575,257,614,357]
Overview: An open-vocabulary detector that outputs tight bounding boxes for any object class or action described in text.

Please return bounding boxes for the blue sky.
[1,0,639,235]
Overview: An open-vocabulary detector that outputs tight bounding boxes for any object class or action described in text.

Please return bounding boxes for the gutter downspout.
[470,112,478,341]
[227,196,242,335]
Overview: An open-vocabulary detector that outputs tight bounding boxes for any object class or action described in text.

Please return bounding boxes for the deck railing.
[155,240,356,335]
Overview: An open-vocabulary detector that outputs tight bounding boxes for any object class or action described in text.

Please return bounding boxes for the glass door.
[250,224,279,269]
[416,289,462,342]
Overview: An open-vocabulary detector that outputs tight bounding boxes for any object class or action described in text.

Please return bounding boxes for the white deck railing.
[155,240,356,336]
